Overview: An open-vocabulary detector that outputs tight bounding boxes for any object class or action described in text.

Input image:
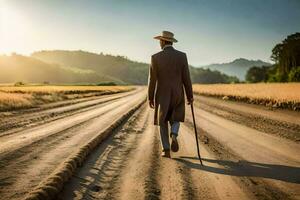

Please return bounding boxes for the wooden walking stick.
[190,103,203,165]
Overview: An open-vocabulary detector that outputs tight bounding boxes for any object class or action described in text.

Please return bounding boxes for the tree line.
[246,32,300,82]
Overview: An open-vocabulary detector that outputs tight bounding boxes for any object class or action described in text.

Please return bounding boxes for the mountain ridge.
[0,54,118,84]
[32,50,149,85]
[32,50,240,84]
[200,58,272,80]
[0,50,242,84]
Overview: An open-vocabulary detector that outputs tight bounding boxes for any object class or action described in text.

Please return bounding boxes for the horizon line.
[0,49,273,66]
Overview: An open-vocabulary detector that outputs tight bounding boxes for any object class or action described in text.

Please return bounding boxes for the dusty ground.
[0,88,146,200]
[0,88,299,200]
[0,88,138,136]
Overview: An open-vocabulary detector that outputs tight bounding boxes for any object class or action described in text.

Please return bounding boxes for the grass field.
[0,85,133,111]
[193,83,300,111]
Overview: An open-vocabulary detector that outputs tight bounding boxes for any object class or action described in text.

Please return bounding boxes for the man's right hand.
[149,100,155,109]
[187,98,194,105]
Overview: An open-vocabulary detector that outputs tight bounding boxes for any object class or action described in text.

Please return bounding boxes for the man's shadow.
[174,156,300,184]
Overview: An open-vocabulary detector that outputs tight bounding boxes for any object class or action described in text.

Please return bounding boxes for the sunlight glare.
[0,2,32,55]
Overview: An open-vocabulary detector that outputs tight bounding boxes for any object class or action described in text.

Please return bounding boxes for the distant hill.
[201,58,271,80]
[32,50,239,84]
[0,51,241,85]
[32,50,149,85]
[0,54,117,84]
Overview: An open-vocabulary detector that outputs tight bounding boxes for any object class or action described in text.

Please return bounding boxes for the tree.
[190,67,239,84]
[288,67,300,82]
[245,66,270,83]
[270,32,300,82]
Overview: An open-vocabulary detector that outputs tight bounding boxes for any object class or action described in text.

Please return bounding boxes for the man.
[148,31,194,158]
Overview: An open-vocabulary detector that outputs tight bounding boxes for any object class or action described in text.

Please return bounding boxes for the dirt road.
[1,88,299,200]
[0,87,146,200]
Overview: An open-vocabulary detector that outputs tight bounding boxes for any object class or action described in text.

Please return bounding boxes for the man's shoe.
[161,150,171,158]
[171,134,179,152]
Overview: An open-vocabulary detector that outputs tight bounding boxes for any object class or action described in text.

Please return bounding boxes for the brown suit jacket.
[148,46,193,125]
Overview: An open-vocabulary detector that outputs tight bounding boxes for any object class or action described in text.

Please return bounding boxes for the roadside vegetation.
[193,83,300,111]
[0,85,132,111]
[246,32,300,83]
[190,67,239,84]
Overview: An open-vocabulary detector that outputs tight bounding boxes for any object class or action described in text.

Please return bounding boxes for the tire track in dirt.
[0,89,146,157]
[194,95,300,142]
[57,104,151,200]
[0,89,146,200]
[116,108,160,200]
[0,88,140,137]
[0,108,116,200]
[0,104,113,163]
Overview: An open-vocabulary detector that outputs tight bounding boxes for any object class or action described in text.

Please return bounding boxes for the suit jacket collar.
[163,45,174,51]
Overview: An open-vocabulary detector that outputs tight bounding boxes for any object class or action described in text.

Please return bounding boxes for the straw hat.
[154,31,178,43]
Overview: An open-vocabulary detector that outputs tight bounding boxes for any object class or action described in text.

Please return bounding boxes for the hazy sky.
[0,0,299,65]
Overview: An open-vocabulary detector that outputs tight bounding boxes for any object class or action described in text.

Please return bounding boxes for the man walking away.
[148,31,194,158]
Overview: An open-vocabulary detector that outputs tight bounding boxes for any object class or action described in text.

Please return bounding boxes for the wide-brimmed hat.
[154,31,178,43]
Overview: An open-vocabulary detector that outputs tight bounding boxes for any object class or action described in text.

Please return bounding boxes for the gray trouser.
[159,121,180,151]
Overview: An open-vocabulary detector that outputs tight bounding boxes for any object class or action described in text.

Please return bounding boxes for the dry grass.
[0,85,133,111]
[193,83,300,111]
